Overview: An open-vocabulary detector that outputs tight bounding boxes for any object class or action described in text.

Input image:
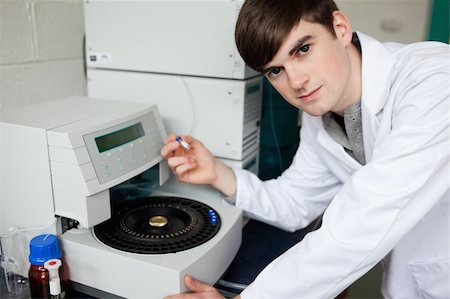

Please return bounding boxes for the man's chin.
[303,109,327,117]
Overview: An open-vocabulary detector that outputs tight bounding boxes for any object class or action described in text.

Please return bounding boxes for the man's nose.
[286,65,309,90]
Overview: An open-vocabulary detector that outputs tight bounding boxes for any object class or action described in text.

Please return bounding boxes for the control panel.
[84,109,165,184]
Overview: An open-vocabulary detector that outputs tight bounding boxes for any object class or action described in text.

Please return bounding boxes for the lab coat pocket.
[408,259,450,299]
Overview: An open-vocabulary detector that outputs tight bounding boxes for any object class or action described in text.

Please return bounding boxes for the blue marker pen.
[175,136,191,151]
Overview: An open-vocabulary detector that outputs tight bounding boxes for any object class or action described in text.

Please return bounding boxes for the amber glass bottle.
[28,264,51,298]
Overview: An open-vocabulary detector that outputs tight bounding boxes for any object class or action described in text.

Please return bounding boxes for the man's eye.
[298,44,310,55]
[268,67,282,78]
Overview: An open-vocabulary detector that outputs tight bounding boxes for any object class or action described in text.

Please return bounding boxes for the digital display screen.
[95,123,144,153]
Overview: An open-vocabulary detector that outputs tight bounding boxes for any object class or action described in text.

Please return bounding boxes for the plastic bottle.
[44,259,63,299]
[28,234,62,299]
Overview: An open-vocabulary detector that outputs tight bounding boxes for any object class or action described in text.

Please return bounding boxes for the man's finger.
[165,133,178,143]
[184,275,215,292]
[160,141,181,157]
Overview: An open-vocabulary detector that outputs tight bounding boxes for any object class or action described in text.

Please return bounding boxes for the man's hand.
[160,134,237,197]
[164,275,229,299]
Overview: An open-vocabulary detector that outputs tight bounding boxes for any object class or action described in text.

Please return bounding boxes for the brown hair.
[235,0,339,72]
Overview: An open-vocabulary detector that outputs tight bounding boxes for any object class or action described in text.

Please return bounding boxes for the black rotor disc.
[94,196,221,254]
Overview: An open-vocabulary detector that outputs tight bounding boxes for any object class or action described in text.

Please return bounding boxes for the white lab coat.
[234,32,450,298]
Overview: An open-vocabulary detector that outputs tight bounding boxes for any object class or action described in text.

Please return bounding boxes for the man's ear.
[332,11,353,45]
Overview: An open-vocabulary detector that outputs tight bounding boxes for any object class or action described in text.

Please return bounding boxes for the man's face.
[262,12,360,116]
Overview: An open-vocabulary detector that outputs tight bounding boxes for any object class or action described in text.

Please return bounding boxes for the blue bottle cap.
[29,234,61,266]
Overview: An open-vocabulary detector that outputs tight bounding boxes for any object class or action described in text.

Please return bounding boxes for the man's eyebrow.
[289,35,313,56]
[261,35,313,74]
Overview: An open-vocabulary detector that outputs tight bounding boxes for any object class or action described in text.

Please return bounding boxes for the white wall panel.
[336,0,431,43]
[34,0,85,60]
[0,59,86,109]
[0,1,35,64]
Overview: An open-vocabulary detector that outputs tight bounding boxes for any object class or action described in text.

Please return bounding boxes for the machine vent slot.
[242,131,259,157]
[244,94,262,125]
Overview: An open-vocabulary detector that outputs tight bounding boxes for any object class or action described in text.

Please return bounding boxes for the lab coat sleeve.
[233,125,342,231]
[239,53,450,297]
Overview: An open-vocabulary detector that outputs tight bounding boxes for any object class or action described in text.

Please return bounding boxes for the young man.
[162,0,449,298]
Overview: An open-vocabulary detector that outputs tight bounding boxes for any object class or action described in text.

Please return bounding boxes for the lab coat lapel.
[357,32,395,162]
[317,125,362,170]
[316,33,394,168]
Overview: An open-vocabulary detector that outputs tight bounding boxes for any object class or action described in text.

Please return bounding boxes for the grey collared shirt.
[322,101,366,165]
